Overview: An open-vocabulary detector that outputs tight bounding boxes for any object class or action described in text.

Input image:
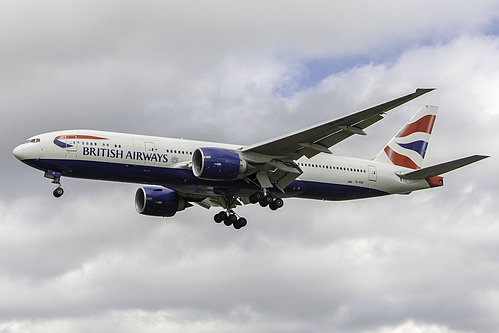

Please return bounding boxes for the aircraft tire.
[274,198,284,208]
[234,217,247,229]
[249,194,257,204]
[250,191,264,204]
[228,214,238,223]
[263,194,274,204]
[214,213,223,223]
[53,187,64,198]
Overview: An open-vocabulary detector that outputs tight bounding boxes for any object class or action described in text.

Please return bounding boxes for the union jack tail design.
[374,105,438,170]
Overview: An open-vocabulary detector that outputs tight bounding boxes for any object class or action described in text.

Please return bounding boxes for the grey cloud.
[1,1,499,332]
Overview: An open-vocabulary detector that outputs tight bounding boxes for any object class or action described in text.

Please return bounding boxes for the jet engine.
[192,147,248,181]
[135,186,187,217]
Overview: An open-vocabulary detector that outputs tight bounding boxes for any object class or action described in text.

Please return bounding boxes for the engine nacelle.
[192,147,248,180]
[135,186,187,217]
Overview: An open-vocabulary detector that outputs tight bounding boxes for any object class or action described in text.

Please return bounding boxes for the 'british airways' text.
[82,147,168,163]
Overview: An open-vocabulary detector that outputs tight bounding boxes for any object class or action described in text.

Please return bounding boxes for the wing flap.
[308,114,385,158]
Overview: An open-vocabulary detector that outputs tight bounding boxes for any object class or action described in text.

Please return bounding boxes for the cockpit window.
[25,138,41,143]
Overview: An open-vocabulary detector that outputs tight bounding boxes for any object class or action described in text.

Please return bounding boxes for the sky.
[1,1,499,332]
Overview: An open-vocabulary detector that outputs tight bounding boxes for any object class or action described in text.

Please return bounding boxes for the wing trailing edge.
[242,88,435,158]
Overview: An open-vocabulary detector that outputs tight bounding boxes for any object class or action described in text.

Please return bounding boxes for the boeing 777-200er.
[13,89,489,229]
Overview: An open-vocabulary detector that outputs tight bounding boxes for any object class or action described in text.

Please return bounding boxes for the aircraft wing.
[242,88,434,159]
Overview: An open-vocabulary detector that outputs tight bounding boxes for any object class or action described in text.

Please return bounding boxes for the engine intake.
[192,147,248,180]
[135,186,187,217]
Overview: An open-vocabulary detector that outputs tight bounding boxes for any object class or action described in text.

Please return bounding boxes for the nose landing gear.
[44,170,64,198]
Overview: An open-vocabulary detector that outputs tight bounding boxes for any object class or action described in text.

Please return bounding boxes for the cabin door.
[368,165,377,182]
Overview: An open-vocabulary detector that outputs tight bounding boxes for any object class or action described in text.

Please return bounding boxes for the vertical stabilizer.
[373,105,438,169]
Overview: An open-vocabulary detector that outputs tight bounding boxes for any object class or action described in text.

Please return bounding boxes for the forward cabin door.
[65,135,78,156]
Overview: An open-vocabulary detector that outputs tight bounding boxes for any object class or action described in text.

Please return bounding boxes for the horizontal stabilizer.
[397,155,489,180]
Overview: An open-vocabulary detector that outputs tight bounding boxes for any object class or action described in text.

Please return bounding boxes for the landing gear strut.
[44,170,64,198]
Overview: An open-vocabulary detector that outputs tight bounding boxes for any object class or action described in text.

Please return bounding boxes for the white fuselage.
[14,129,433,201]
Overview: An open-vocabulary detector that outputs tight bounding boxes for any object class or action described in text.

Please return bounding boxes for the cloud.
[1,1,499,332]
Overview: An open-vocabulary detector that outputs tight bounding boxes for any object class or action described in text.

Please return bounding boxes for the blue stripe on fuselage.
[22,158,388,201]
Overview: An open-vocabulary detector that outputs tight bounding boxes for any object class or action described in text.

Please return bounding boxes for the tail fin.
[373,105,438,169]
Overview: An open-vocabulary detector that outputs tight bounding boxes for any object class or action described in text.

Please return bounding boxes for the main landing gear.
[249,191,284,211]
[214,210,248,230]
[213,196,248,230]
[213,191,284,230]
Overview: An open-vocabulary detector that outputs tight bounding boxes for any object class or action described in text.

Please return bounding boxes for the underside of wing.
[242,88,434,159]
[189,194,250,210]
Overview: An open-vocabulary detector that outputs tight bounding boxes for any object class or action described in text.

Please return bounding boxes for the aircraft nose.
[13,145,24,160]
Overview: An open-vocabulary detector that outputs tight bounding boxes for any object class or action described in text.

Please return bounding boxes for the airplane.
[12,88,489,229]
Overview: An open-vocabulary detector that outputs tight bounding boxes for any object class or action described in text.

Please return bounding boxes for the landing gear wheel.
[53,187,64,198]
[249,191,264,204]
[233,217,247,230]
[268,197,284,210]
[274,198,284,208]
[218,211,227,220]
[259,193,274,207]
[263,194,274,204]
[228,214,238,224]
[214,213,223,223]
[223,212,237,226]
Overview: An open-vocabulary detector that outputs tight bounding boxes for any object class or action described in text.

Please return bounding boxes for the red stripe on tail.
[396,114,436,138]
[384,146,420,169]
